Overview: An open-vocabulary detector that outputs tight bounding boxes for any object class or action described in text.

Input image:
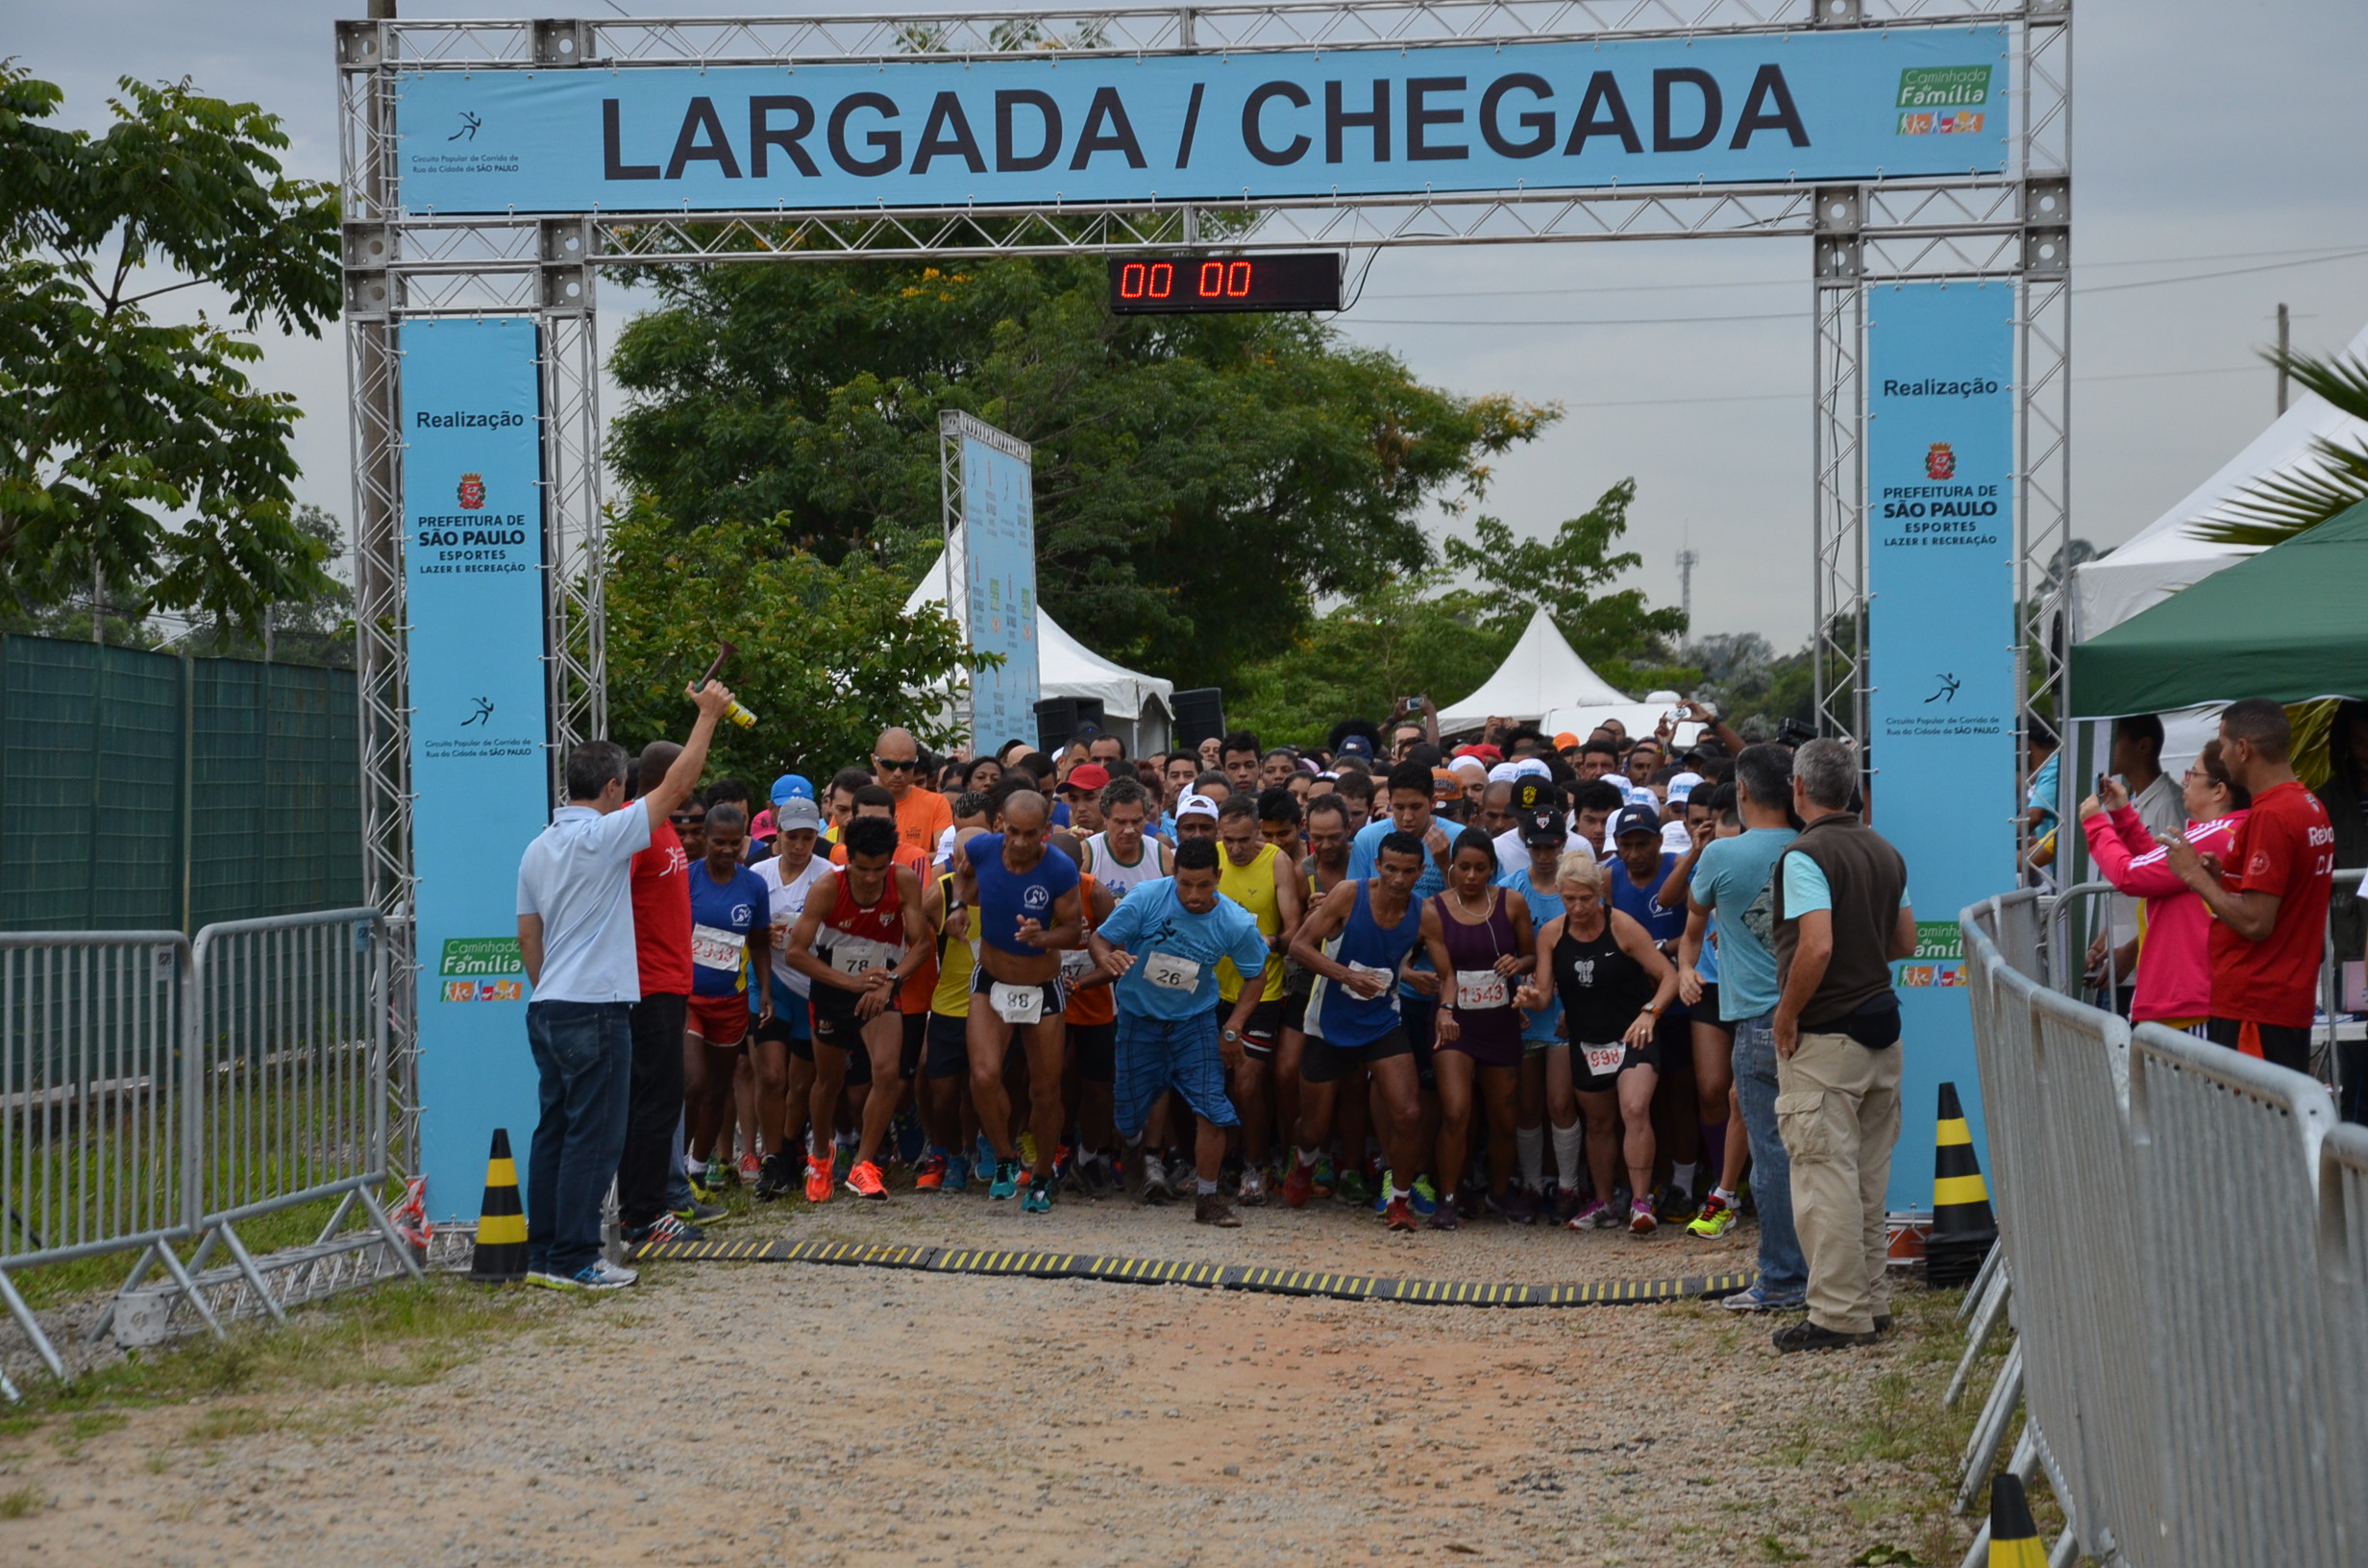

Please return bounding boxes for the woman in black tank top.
[1517,853,1678,1236]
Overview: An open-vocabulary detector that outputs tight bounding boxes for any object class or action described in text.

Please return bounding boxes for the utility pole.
[1675,547,1699,631]
[2277,303,2290,416]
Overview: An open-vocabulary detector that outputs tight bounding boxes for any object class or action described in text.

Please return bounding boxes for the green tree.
[603,498,977,780]
[173,503,354,667]
[0,65,341,635]
[1440,479,1690,690]
[607,253,1554,690]
[1229,572,1516,749]
[2199,347,2368,547]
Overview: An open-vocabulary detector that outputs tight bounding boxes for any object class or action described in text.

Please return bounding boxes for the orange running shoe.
[845,1159,888,1200]
[1281,1157,1315,1209]
[1383,1196,1418,1233]
[803,1155,833,1204]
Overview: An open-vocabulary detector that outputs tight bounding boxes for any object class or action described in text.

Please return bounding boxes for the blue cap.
[1338,734,1375,758]
[770,773,815,807]
[1613,803,1663,843]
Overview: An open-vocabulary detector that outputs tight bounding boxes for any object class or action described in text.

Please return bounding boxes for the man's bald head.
[875,725,918,756]
[873,725,921,796]
[1000,790,1048,828]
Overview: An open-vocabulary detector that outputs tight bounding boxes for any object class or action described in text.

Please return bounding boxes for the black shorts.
[1231,997,1285,1061]
[900,1011,925,1081]
[1398,993,1440,1090]
[2206,1017,2313,1075]
[1071,1020,1117,1084]
[793,1022,875,1087]
[925,1013,971,1081]
[969,967,1069,1025]
[1571,1036,1662,1093]
[1282,985,1314,1035]
[1695,983,1727,1030]
[1301,1026,1417,1085]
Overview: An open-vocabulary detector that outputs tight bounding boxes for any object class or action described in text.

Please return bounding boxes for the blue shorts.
[1114,1012,1239,1137]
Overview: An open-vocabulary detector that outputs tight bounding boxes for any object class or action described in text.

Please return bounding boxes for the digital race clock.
[1107,253,1343,315]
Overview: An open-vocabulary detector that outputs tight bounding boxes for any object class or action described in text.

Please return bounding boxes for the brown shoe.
[1195,1192,1241,1228]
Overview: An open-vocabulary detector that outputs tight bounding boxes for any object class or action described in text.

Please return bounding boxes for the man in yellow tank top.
[1215,795,1304,1204]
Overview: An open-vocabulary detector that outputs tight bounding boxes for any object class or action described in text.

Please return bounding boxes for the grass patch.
[0,1486,42,1518]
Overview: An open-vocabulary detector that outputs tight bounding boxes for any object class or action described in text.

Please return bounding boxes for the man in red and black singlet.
[784,815,931,1203]
[2166,698,2337,1073]
[617,741,704,1245]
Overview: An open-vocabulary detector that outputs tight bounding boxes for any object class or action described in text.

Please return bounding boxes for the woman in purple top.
[1418,828,1538,1229]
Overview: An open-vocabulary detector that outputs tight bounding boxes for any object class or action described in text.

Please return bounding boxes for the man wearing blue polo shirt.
[1090,837,1271,1229]
[515,680,735,1291]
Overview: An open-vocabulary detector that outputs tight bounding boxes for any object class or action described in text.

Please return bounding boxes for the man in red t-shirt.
[617,741,703,1241]
[2165,698,2336,1073]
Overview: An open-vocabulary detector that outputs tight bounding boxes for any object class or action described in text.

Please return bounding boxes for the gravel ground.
[0,1184,1979,1566]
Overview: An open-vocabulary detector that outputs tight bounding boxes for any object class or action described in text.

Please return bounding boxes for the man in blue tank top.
[1286,831,1432,1233]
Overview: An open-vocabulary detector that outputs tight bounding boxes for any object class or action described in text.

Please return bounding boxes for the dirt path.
[0,1192,1977,1566]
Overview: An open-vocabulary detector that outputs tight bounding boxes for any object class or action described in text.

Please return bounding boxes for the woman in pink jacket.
[2078,740,2251,1026]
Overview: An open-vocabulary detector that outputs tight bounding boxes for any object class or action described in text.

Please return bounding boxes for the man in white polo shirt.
[516,680,736,1290]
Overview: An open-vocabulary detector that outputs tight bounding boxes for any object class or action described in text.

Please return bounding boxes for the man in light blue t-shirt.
[1675,743,1803,1312]
[1089,839,1271,1227]
[515,681,732,1291]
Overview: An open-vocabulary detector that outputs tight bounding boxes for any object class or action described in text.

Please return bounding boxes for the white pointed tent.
[1436,608,1626,733]
[2069,317,2368,643]
[906,544,1172,755]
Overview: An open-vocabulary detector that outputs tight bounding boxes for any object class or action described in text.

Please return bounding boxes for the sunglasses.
[874,755,918,772]
[670,814,707,827]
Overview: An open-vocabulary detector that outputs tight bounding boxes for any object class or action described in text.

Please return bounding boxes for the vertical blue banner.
[960,430,1040,752]
[1865,282,2016,1211]
[402,317,551,1222]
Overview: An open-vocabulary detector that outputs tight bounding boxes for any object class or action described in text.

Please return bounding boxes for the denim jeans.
[1732,1012,1808,1304]
[526,999,634,1277]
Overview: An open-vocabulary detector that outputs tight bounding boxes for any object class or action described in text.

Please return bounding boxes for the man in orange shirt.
[875,725,953,861]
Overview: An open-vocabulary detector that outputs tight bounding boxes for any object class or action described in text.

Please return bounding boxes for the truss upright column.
[1812,187,1868,747]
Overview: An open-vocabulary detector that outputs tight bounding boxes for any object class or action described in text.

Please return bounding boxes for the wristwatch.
[1639,1002,1662,1016]
[1221,1028,1242,1043]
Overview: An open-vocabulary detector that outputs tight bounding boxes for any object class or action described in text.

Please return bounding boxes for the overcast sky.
[19,0,2368,651]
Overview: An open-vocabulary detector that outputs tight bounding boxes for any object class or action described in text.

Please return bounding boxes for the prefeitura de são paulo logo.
[456,473,487,509]
[1926,443,1957,481]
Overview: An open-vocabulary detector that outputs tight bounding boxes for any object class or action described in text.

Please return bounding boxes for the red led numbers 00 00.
[1107,253,1340,314]
[1196,260,1253,298]
[1116,261,1175,300]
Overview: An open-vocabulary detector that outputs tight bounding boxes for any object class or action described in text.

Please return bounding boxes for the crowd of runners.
[617,702,1824,1254]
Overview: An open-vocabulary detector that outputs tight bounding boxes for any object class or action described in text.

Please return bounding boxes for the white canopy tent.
[1437,608,1628,733]
[2069,317,2368,645]
[906,546,1173,756]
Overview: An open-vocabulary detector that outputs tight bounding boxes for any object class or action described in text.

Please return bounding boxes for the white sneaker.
[1139,1153,1171,1205]
[569,1259,638,1291]
[1238,1167,1268,1206]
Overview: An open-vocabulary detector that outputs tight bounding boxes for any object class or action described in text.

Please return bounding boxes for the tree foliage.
[0,64,341,635]
[606,252,1555,690]
[1441,480,1690,677]
[604,498,977,781]
[2198,348,2368,548]
[1229,572,1517,749]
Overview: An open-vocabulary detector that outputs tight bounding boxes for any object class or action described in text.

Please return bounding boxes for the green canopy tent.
[2069,499,2368,719]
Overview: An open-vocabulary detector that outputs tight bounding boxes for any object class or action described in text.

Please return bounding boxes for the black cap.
[1518,809,1568,847]
[1613,803,1663,842]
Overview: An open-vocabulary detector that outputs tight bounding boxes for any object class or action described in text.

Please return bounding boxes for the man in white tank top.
[1083,777,1172,898]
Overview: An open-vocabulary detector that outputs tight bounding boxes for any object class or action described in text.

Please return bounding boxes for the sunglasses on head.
[874,755,917,772]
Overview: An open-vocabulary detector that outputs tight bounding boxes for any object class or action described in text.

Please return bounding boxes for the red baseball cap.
[1062,764,1112,793]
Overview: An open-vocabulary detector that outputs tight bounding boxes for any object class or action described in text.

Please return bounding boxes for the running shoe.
[738,1153,761,1186]
[1282,1158,1316,1210]
[530,1259,638,1292]
[1195,1192,1242,1228]
[1628,1200,1657,1236]
[1238,1167,1268,1207]
[846,1159,888,1200]
[1772,1320,1877,1353]
[1022,1177,1053,1214]
[1139,1152,1172,1206]
[893,1107,926,1167]
[753,1151,797,1203]
[802,1155,833,1205]
[974,1134,998,1178]
[914,1152,949,1192]
[1654,1182,1698,1225]
[703,1154,730,1193]
[1425,1200,1460,1231]
[1310,1154,1336,1199]
[1569,1200,1615,1231]
[1719,1284,1807,1314]
[1688,1192,1739,1238]
[674,1197,727,1225]
[1016,1130,1040,1171]
[1408,1176,1441,1217]
[1333,1168,1371,1207]
[941,1152,972,1194]
[988,1158,1022,1201]
[1548,1184,1585,1225]
[1082,1152,1120,1198]
[1051,1142,1077,1191]
[1382,1196,1419,1233]
[1492,1187,1539,1226]
[622,1212,703,1246]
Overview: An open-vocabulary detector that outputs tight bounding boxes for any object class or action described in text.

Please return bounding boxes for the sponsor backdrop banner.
[1866,281,2016,1210]
[959,428,1040,750]
[394,29,2007,214]
[402,317,551,1222]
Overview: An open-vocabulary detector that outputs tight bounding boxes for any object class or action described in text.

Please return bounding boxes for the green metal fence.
[0,637,361,933]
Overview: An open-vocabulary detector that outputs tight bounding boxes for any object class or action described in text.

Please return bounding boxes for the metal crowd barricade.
[0,912,420,1398]
[0,932,194,1397]
[1962,892,2362,1567]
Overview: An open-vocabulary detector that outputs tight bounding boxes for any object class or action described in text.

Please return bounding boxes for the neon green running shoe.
[1688,1191,1739,1238]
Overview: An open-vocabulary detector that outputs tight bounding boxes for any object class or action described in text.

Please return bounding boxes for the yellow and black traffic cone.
[1986,1473,2047,1566]
[466,1128,529,1284]
[1926,1081,1997,1287]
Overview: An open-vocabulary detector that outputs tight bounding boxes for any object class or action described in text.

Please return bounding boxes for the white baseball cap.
[1486,761,1521,785]
[1176,792,1221,822]
[1511,757,1553,780]
[1665,771,1704,804]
